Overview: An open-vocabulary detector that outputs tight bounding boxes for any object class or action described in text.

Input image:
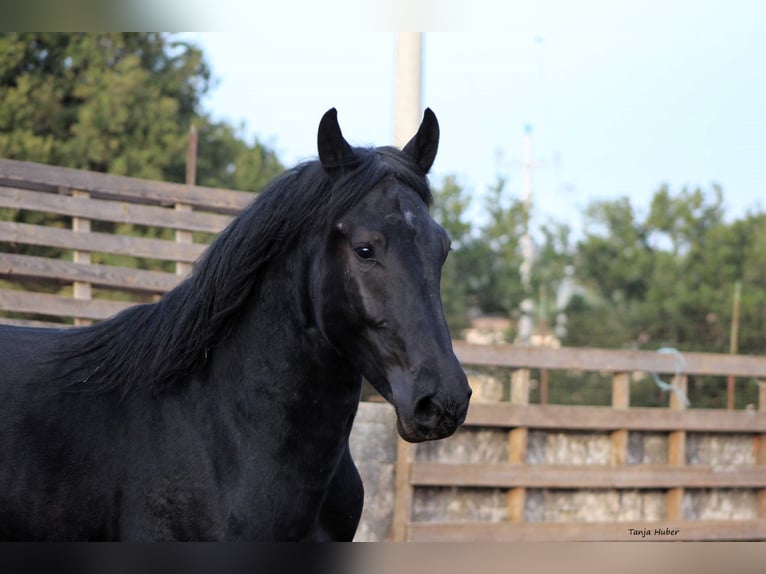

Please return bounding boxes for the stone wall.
[349,401,399,542]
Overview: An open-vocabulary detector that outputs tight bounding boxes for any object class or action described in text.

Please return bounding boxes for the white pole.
[518,125,535,344]
[393,33,423,147]
[520,125,533,288]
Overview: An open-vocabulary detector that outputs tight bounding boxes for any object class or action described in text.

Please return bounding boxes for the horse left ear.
[318,108,358,177]
[402,108,439,174]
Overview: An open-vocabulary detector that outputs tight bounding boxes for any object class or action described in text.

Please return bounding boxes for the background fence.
[3,158,766,541]
[390,342,766,541]
[0,158,252,327]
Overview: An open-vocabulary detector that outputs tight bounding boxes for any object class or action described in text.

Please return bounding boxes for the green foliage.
[0,33,203,177]
[529,220,574,330]
[474,178,527,315]
[430,176,765,407]
[431,177,528,336]
[568,184,766,357]
[194,120,282,192]
[431,175,472,332]
[431,176,575,340]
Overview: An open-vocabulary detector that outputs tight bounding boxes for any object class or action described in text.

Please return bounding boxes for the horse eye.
[354,245,375,260]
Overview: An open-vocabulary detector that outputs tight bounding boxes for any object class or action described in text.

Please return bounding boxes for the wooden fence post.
[611,372,630,466]
[71,189,92,326]
[390,438,414,541]
[667,374,688,521]
[758,380,766,519]
[176,125,197,277]
[507,368,530,523]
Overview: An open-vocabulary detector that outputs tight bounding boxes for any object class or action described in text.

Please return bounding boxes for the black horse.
[0,108,471,541]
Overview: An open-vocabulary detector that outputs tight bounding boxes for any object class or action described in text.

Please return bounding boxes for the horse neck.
[206,246,363,439]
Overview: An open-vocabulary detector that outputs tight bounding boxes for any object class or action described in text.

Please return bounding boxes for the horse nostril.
[413,395,441,427]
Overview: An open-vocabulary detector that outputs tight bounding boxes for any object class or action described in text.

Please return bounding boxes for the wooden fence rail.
[0,158,253,327]
[0,158,249,213]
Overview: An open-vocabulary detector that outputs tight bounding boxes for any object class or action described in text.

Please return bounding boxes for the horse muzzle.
[392,372,472,443]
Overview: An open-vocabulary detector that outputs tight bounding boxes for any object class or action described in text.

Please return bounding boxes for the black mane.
[59,146,432,395]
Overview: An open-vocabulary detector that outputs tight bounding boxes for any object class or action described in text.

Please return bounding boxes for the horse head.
[315,108,472,443]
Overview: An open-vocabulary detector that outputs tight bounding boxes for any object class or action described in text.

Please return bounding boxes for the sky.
[179,1,766,238]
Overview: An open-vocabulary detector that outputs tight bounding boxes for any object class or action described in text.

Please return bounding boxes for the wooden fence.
[0,158,253,326]
[392,342,766,541]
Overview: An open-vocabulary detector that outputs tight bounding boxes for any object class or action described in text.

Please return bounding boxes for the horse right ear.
[318,108,358,177]
[402,108,439,174]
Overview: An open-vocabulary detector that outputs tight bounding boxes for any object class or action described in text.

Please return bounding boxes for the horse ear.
[317,108,358,176]
[402,108,439,174]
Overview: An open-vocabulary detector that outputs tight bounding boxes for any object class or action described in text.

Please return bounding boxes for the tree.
[0,32,282,189]
[431,176,574,340]
[530,220,574,337]
[1,33,200,177]
[431,175,473,332]
[431,177,528,334]
[567,185,766,356]
[471,177,527,317]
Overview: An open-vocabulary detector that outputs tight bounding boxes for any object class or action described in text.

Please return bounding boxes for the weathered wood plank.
[507,368,529,522]
[390,439,415,542]
[667,375,688,520]
[0,289,134,320]
[407,519,766,542]
[610,372,630,466]
[0,221,207,263]
[453,340,766,378]
[410,462,766,489]
[176,126,197,277]
[0,158,254,214]
[758,380,766,519]
[175,202,194,277]
[0,253,181,293]
[0,317,70,329]
[71,189,92,326]
[0,186,233,233]
[465,403,766,433]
